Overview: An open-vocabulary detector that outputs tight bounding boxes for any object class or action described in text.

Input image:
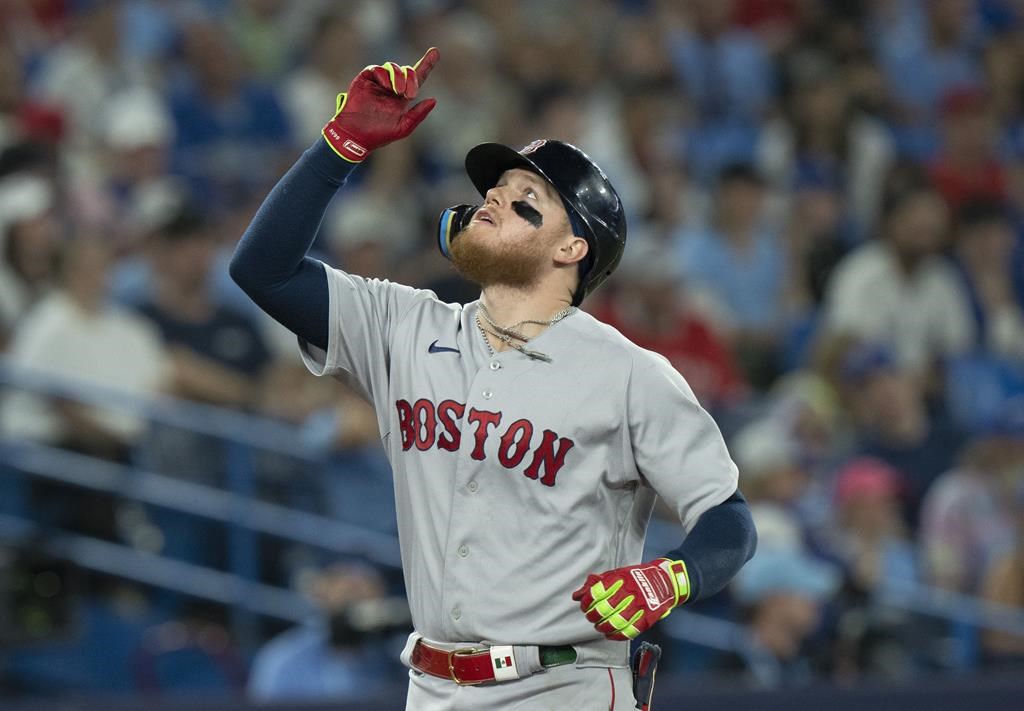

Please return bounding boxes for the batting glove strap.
[571,559,690,641]
[661,558,691,608]
[323,94,370,163]
[322,49,439,163]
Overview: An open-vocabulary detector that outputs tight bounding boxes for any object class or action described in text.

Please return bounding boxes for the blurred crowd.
[2,0,1024,700]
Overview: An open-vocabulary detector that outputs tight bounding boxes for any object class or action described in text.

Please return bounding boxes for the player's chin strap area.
[406,636,576,685]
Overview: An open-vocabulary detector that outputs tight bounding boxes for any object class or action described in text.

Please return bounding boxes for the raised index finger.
[413,46,440,86]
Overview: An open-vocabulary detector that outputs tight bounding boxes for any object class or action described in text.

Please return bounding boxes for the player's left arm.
[572,353,757,641]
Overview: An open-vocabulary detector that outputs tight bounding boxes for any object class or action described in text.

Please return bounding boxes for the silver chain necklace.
[476,303,576,363]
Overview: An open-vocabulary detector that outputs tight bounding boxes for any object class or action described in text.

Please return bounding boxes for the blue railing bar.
[876,579,1024,636]
[225,440,262,650]
[662,609,750,652]
[0,513,316,623]
[0,442,402,568]
[0,361,314,458]
[662,610,782,683]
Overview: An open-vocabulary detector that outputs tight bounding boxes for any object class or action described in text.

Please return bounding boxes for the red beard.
[449,225,548,289]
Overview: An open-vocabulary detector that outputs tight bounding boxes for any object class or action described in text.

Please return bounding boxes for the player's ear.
[553,235,589,267]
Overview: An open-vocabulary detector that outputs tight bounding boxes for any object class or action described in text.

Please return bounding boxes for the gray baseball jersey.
[299,267,738,667]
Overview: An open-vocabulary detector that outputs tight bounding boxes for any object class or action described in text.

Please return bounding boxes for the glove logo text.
[631,567,673,609]
[342,139,367,157]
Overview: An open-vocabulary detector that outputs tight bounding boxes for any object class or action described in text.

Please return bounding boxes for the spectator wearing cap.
[919,396,1024,594]
[821,181,974,380]
[676,162,789,389]
[766,371,847,476]
[840,343,963,528]
[952,200,1024,360]
[819,457,928,681]
[83,87,189,252]
[928,87,1008,211]
[755,371,858,548]
[732,418,810,510]
[0,173,61,348]
[822,457,917,593]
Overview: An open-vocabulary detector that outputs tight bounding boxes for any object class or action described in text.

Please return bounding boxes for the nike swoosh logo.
[428,340,460,354]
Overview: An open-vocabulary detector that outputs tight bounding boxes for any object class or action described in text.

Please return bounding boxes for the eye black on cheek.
[512,201,543,229]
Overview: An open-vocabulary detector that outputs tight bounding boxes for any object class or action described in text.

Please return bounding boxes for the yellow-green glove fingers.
[597,601,645,639]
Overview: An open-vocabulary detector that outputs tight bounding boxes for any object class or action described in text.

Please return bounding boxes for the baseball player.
[231,48,757,709]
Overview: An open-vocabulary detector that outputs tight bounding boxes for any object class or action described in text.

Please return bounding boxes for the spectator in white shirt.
[821,180,973,379]
[1,235,167,461]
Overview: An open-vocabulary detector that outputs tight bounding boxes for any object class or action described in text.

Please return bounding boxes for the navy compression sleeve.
[666,490,757,602]
[230,140,359,351]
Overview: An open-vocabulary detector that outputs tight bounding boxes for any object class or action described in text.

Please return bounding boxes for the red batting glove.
[322,47,439,163]
[572,559,690,641]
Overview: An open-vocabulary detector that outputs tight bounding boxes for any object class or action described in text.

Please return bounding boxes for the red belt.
[411,640,497,685]
[410,639,577,685]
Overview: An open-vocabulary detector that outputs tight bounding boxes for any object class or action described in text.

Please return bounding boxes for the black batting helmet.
[456,139,627,305]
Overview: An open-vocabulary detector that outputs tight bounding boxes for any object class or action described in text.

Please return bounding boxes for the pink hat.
[833,457,905,507]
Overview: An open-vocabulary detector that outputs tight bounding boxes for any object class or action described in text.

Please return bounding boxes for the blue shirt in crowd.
[247,624,397,702]
[676,225,788,333]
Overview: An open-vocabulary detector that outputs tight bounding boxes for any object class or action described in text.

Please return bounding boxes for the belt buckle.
[447,647,487,686]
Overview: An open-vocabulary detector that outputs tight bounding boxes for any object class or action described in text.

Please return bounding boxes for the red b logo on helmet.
[521,139,547,155]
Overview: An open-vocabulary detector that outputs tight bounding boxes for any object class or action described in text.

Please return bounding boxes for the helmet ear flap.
[437,204,479,259]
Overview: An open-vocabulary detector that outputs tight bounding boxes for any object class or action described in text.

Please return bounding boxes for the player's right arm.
[229,48,440,352]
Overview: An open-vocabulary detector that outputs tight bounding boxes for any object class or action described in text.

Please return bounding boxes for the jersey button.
[452,607,462,620]
[482,390,493,399]
[489,361,501,371]
[467,481,478,493]
[458,545,469,558]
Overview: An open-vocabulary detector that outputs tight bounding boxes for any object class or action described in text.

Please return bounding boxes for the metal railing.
[0,360,400,647]
[0,441,401,567]
[0,512,315,623]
